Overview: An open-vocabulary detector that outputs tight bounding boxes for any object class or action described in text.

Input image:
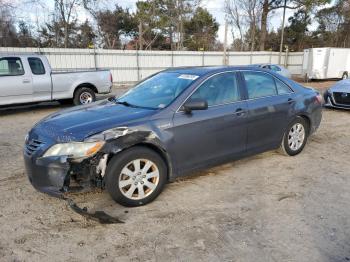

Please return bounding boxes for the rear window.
[0,57,25,76]
[28,57,45,75]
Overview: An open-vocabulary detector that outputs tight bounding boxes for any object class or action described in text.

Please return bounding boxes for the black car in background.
[24,66,323,206]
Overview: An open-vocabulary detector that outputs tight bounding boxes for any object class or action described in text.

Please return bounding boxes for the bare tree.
[225,0,245,51]
[225,0,261,51]
[54,0,82,48]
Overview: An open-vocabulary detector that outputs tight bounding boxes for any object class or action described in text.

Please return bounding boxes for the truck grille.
[333,92,350,105]
[25,139,44,156]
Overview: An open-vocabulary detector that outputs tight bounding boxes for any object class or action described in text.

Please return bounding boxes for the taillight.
[110,73,113,83]
[315,93,323,104]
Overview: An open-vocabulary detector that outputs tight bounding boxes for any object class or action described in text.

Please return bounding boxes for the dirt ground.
[1,81,350,262]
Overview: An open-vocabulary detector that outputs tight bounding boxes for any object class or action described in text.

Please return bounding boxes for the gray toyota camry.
[24,66,323,207]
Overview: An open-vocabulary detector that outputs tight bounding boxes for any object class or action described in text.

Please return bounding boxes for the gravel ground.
[1,81,350,261]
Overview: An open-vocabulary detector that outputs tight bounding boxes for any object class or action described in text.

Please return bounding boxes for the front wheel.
[280,117,308,156]
[105,147,167,207]
[73,87,96,105]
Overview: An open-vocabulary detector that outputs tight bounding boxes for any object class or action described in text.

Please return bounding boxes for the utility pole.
[278,0,287,65]
[138,22,143,50]
[223,18,228,65]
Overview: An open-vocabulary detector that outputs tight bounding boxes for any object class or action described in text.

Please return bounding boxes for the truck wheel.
[105,147,167,207]
[73,87,96,105]
[342,72,348,80]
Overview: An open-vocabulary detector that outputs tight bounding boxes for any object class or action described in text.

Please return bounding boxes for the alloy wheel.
[287,123,305,151]
[118,159,160,200]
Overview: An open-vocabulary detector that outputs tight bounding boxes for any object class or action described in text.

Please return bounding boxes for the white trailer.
[302,48,350,80]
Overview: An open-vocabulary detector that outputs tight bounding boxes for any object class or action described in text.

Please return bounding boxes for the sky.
[13,0,298,46]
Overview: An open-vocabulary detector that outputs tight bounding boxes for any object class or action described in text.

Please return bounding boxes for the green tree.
[259,0,330,51]
[184,7,219,51]
[96,5,137,49]
[284,9,311,51]
[75,19,96,48]
[315,0,350,47]
[17,21,37,47]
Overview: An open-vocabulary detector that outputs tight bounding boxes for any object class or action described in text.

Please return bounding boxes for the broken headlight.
[43,141,105,158]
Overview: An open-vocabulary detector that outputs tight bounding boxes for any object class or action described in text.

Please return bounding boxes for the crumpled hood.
[31,99,156,142]
[329,80,350,93]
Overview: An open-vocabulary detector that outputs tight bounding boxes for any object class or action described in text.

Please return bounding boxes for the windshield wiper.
[110,97,136,107]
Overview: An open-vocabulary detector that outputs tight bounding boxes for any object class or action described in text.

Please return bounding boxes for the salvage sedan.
[324,79,350,109]
[24,66,323,207]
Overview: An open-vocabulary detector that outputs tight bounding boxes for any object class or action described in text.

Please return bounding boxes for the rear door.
[170,71,248,173]
[240,70,295,151]
[0,56,33,105]
[28,57,52,102]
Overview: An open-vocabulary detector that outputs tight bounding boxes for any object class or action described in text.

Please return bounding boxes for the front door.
[0,56,33,105]
[170,71,248,173]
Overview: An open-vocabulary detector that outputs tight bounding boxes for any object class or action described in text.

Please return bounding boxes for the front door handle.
[22,79,31,84]
[235,108,246,117]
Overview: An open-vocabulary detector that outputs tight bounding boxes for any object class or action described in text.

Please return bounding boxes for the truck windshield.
[116,72,198,109]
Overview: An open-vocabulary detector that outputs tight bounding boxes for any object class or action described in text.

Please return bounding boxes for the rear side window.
[190,72,240,106]
[0,57,25,76]
[270,65,281,72]
[275,78,292,94]
[242,71,277,99]
[28,57,45,75]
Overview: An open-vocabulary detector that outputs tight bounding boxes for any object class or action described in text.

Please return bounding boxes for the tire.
[342,72,348,80]
[73,87,96,106]
[105,146,167,207]
[280,117,309,156]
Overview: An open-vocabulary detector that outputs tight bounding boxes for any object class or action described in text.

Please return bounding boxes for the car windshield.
[116,72,198,109]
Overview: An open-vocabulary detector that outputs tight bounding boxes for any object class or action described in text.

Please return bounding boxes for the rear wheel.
[73,87,96,105]
[280,117,308,156]
[105,147,167,207]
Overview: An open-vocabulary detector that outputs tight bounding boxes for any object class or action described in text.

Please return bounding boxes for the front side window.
[117,72,198,109]
[28,57,46,75]
[0,57,25,76]
[189,72,240,106]
[243,71,277,99]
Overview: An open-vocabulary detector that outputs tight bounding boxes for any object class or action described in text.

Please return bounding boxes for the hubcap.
[79,92,93,104]
[118,159,159,200]
[288,123,305,151]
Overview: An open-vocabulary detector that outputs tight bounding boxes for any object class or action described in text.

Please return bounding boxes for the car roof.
[163,65,272,76]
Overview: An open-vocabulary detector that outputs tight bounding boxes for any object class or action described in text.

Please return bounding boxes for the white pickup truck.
[0,54,113,106]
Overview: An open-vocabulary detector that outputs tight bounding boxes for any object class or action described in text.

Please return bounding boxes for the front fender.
[100,130,174,180]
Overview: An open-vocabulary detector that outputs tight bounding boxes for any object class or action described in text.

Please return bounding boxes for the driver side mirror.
[183,98,208,114]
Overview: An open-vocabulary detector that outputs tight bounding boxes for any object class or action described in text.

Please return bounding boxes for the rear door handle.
[234,108,246,117]
[22,79,31,84]
[288,98,295,104]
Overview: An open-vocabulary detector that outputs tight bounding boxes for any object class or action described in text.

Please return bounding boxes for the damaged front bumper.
[24,150,107,198]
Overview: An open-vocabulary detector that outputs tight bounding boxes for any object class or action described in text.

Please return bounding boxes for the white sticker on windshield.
[178,74,199,80]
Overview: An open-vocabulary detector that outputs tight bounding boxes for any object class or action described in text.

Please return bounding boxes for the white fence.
[0,47,304,84]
